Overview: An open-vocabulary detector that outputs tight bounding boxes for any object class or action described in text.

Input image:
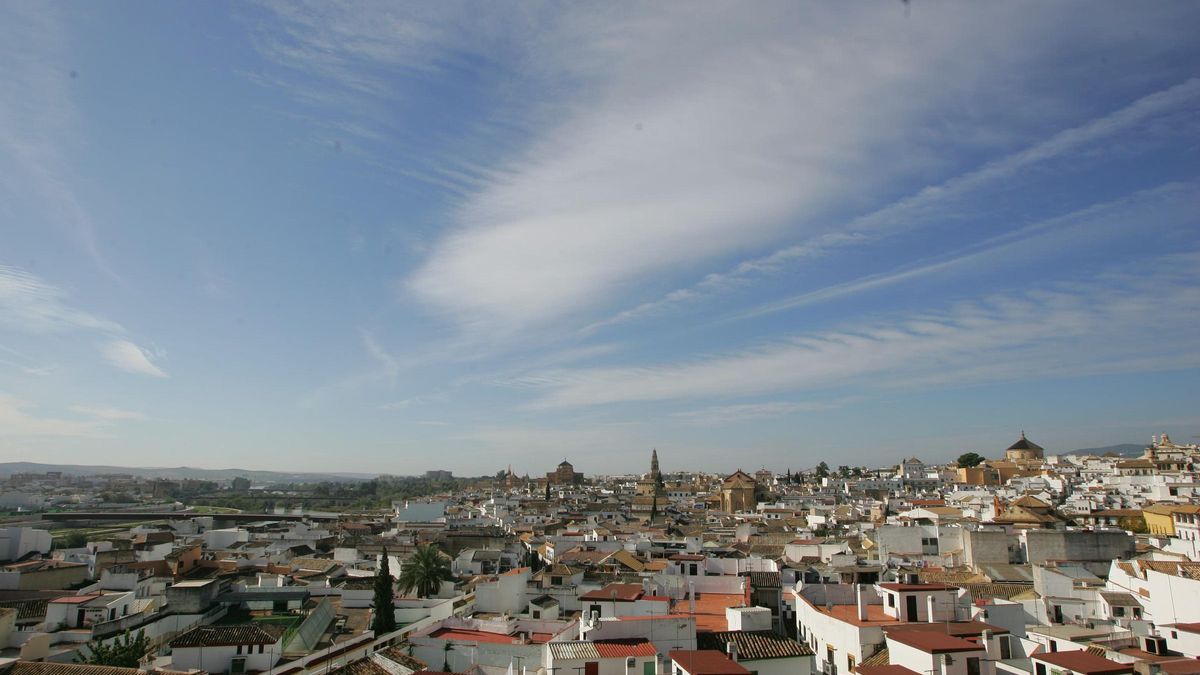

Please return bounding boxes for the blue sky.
[2,2,1199,475]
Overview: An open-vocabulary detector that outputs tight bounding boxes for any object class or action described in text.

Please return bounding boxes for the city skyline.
[2,2,1200,473]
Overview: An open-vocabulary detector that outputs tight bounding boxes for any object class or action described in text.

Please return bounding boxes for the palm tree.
[397,544,454,598]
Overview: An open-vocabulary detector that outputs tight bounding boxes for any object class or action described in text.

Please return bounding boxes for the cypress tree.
[372,547,397,636]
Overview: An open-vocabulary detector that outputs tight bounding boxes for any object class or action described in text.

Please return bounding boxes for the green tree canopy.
[371,548,397,636]
[815,462,830,478]
[397,544,454,599]
[77,630,148,668]
[957,452,986,468]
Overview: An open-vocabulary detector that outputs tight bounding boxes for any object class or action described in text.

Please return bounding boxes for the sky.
[2,2,1199,476]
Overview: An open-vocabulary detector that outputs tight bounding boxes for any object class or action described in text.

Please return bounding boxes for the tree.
[649,494,659,523]
[77,630,148,668]
[55,531,88,550]
[837,465,850,478]
[957,452,985,468]
[815,462,830,479]
[545,482,552,501]
[1119,515,1148,534]
[371,548,397,636]
[852,467,864,477]
[397,544,454,599]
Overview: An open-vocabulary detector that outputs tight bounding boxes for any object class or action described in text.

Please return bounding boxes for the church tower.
[650,448,661,481]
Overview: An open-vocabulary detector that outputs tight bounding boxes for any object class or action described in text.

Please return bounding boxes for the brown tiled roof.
[748,571,781,588]
[169,624,285,648]
[697,630,813,660]
[581,583,644,601]
[958,582,1035,601]
[7,664,182,675]
[858,648,889,669]
[0,599,48,621]
[886,630,982,654]
[857,666,921,675]
[670,650,752,675]
[1034,651,1134,675]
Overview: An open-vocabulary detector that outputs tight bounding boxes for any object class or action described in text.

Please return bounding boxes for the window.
[967,657,980,675]
[887,594,895,607]
[1113,606,1125,617]
[999,635,1011,660]
[1173,631,1179,639]
[847,655,855,672]
[237,646,243,655]
[259,645,265,654]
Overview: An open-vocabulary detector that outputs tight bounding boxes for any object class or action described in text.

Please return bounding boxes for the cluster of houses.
[1,433,1200,675]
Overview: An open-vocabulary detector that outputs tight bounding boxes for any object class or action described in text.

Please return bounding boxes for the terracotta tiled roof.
[697,630,813,660]
[169,624,285,648]
[1034,651,1135,675]
[886,630,983,654]
[8,663,143,675]
[670,650,752,675]
[857,666,922,675]
[857,648,889,670]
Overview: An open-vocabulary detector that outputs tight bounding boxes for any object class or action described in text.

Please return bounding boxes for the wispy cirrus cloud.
[517,253,1200,409]
[101,340,167,379]
[0,266,166,377]
[731,180,1200,321]
[585,78,1200,333]
[0,4,119,280]
[0,265,122,334]
[68,405,147,421]
[671,399,859,427]
[0,395,145,438]
[402,4,1198,339]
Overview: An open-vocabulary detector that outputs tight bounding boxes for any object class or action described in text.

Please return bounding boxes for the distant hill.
[1058,443,1145,458]
[0,462,376,484]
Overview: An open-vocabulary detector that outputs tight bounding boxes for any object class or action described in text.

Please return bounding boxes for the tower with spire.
[633,448,667,521]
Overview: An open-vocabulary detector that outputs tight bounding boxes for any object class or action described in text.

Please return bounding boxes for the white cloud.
[69,405,147,421]
[0,4,119,280]
[0,265,122,334]
[400,4,1197,338]
[0,395,102,437]
[517,254,1200,409]
[732,180,1199,321]
[0,266,170,378]
[584,79,1200,332]
[101,340,168,378]
[671,399,857,427]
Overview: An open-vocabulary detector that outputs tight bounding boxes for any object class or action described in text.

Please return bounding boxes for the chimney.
[927,594,937,623]
[856,584,869,622]
[981,630,993,659]
[688,580,696,614]
[726,641,739,662]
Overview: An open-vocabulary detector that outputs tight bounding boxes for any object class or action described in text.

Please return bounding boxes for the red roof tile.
[670,650,752,675]
[857,666,923,675]
[886,630,983,654]
[1033,651,1135,675]
[878,583,959,592]
[594,639,659,658]
[581,583,645,601]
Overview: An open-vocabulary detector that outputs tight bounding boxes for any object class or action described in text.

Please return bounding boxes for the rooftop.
[1033,651,1135,675]
[886,630,984,654]
[670,650,752,675]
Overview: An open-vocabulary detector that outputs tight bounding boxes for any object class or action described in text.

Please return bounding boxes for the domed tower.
[1005,431,1044,462]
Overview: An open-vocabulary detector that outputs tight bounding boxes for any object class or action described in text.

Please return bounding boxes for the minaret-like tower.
[650,448,660,480]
